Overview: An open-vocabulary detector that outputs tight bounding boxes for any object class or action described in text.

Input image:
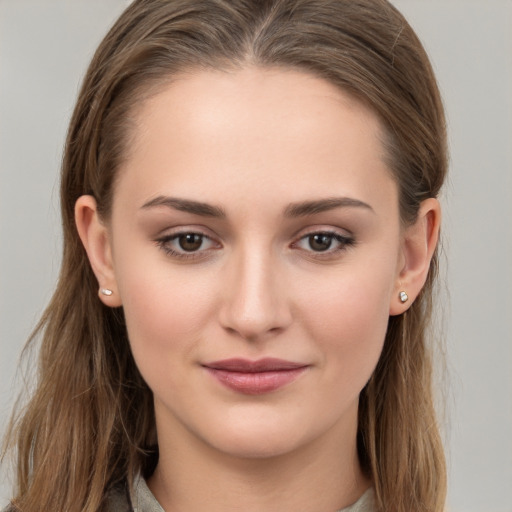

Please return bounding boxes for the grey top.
[108,474,376,512]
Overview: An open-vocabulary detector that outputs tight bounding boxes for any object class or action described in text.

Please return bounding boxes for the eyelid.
[292,224,353,238]
[153,223,217,238]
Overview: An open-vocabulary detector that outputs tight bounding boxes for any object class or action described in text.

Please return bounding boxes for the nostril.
[221,322,288,344]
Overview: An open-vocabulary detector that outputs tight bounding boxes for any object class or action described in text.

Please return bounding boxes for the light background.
[1,1,511,510]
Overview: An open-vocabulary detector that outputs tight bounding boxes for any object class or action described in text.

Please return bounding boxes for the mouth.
[202,358,309,395]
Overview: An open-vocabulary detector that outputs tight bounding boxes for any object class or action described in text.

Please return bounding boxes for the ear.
[75,195,122,307]
[389,198,441,316]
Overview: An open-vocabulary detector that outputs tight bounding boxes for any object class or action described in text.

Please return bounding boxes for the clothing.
[107,474,376,512]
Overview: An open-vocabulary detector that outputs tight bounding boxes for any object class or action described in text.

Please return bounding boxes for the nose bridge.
[220,241,290,340]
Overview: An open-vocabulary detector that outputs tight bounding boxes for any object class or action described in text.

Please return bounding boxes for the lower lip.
[205,367,308,395]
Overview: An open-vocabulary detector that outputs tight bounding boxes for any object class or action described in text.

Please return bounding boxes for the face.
[106,68,404,459]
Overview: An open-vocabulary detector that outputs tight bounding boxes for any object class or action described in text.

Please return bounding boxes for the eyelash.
[155,229,355,261]
[155,231,219,261]
[291,231,356,257]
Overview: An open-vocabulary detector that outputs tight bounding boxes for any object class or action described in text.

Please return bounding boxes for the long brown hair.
[2,1,448,510]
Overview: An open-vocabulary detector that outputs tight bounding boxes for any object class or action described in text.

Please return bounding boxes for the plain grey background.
[1,1,511,510]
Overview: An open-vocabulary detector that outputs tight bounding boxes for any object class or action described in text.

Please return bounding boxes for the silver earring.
[100,288,113,296]
[399,291,409,303]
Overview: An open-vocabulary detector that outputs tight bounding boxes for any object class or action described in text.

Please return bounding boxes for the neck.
[147,414,371,512]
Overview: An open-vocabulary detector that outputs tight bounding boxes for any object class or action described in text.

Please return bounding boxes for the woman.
[2,0,447,511]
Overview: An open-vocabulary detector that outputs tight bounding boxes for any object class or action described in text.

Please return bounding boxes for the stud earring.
[100,288,113,296]
[399,291,409,303]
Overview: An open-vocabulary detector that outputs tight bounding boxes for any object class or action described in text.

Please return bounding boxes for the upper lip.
[203,358,308,373]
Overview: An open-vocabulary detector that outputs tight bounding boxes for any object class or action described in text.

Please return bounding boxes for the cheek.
[297,262,394,386]
[115,254,215,379]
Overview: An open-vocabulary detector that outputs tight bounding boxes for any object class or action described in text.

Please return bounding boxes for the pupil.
[179,234,203,252]
[309,234,332,252]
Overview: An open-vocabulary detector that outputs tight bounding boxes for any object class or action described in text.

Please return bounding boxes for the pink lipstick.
[203,358,308,395]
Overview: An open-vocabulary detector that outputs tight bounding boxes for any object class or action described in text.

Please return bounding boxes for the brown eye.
[156,231,220,260]
[293,231,355,257]
[178,233,204,252]
[308,233,333,252]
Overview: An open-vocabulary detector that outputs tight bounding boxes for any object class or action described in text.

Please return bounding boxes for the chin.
[195,411,327,461]
[212,431,306,460]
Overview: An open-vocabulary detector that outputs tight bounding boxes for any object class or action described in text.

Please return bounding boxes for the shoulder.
[1,484,133,512]
[104,481,132,512]
[104,474,164,512]
[340,487,376,512]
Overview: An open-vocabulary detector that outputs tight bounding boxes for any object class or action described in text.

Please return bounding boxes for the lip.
[203,358,309,395]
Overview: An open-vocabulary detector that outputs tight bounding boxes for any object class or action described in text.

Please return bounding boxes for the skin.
[76,67,440,512]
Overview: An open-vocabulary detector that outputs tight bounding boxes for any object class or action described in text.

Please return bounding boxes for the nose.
[218,247,292,342]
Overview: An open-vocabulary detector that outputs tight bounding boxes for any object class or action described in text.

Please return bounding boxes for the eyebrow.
[141,196,226,218]
[284,197,374,217]
[141,195,374,219]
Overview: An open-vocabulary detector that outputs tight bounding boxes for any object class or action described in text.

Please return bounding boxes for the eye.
[307,233,335,252]
[156,231,220,259]
[177,233,205,252]
[293,231,355,255]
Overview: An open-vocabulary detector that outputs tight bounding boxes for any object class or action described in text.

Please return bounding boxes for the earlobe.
[75,195,122,307]
[389,198,441,316]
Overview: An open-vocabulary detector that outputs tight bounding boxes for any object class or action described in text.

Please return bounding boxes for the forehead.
[115,67,397,216]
